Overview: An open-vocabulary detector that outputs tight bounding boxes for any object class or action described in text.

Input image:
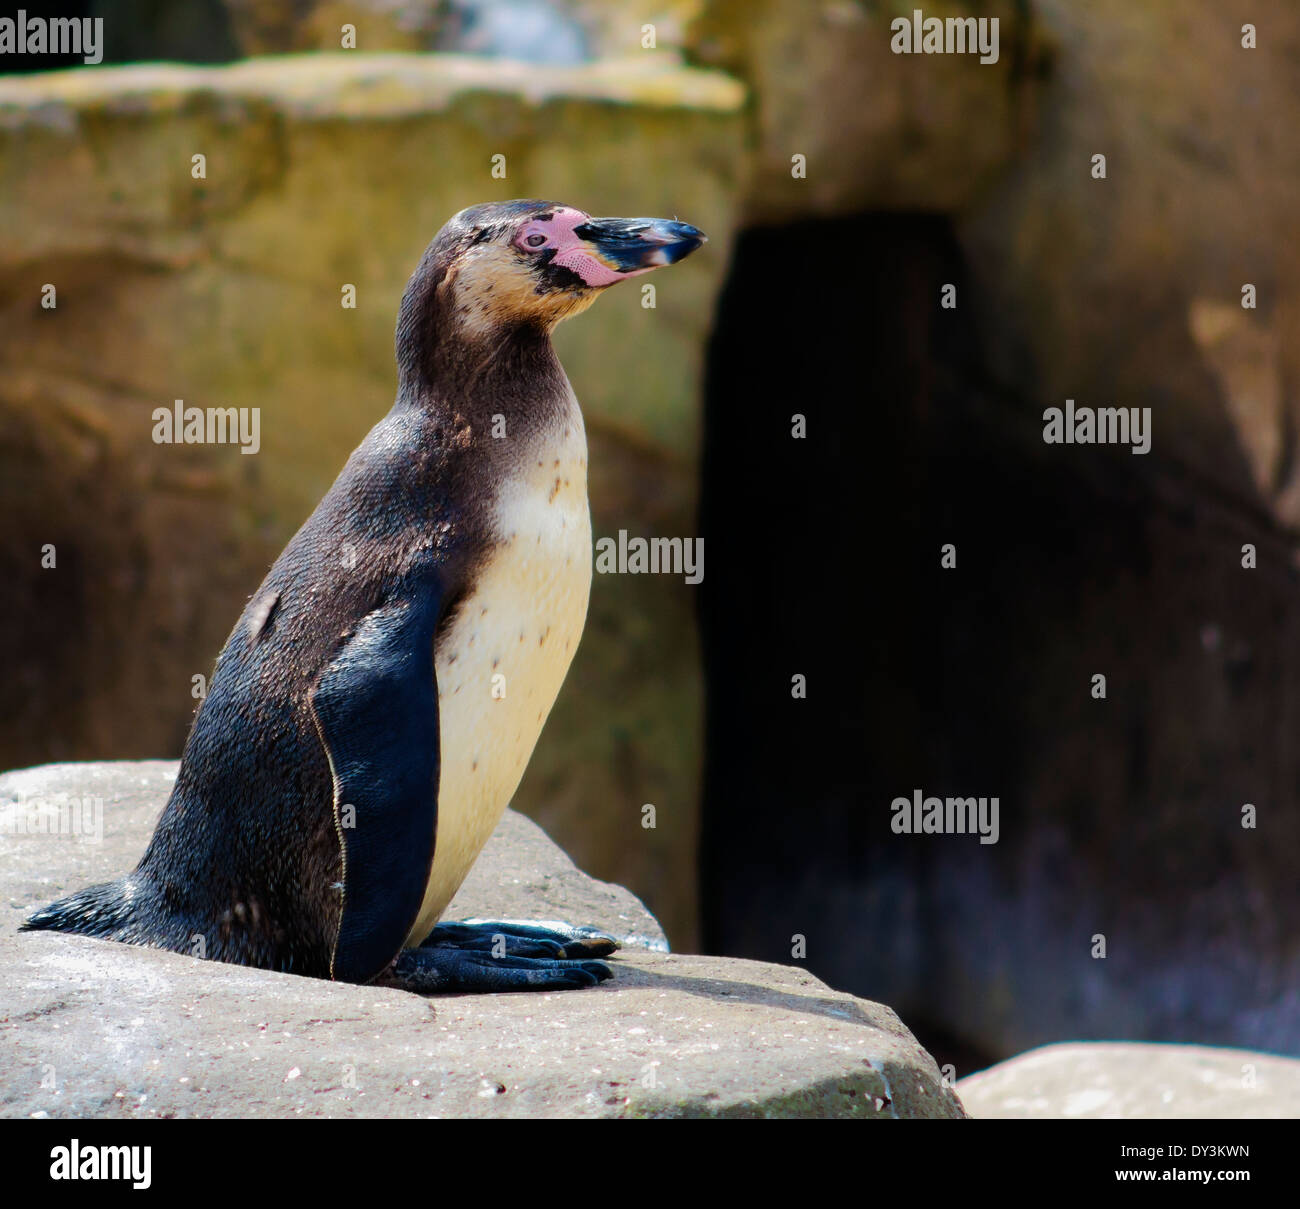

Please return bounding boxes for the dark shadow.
[698,213,1300,1074]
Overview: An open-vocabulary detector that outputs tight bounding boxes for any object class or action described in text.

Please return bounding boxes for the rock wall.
[687,0,1052,223]
[697,0,1300,1067]
[959,0,1300,532]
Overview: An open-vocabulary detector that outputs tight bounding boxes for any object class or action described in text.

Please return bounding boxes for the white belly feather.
[404,405,592,945]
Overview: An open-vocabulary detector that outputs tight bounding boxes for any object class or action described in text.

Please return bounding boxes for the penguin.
[24,200,706,993]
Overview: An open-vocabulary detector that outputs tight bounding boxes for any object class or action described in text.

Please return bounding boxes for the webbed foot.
[420,918,620,960]
[382,944,613,993]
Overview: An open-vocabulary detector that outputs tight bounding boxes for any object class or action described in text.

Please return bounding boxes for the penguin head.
[423,200,707,337]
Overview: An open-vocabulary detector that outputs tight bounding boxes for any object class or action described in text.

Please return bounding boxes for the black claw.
[560,937,619,959]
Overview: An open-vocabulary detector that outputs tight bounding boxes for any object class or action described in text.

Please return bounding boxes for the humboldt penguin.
[24,201,706,992]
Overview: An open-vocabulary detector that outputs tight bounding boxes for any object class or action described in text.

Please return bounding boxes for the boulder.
[0,54,747,948]
[960,1042,1300,1120]
[0,761,965,1119]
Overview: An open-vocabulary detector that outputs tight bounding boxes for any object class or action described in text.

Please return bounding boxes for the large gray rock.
[0,762,965,1119]
[960,1043,1300,1120]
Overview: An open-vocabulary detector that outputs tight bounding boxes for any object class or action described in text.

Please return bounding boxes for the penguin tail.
[21,876,142,940]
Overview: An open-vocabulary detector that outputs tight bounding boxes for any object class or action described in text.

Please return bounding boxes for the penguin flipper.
[310,574,444,985]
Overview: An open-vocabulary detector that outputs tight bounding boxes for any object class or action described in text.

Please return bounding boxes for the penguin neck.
[396,313,575,436]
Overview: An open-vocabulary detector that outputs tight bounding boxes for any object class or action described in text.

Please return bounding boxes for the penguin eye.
[524,233,547,249]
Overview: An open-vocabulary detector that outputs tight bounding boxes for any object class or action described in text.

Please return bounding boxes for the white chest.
[404,410,593,945]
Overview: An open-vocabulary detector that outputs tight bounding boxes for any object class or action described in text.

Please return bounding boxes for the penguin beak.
[571,217,707,276]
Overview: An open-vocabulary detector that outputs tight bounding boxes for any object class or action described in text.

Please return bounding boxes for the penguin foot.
[420,919,621,960]
[382,945,614,994]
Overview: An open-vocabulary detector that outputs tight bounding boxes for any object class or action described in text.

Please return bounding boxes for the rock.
[959,1043,1300,1120]
[0,761,964,1119]
[686,0,1053,224]
[960,0,1300,530]
[0,54,746,948]
[698,4,1300,1070]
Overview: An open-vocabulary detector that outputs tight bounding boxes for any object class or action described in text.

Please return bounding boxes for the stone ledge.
[0,52,747,118]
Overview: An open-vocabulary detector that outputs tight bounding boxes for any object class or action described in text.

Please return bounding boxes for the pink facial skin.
[513,207,650,287]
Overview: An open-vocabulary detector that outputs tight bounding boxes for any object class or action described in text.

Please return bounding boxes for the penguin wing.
[309,565,444,984]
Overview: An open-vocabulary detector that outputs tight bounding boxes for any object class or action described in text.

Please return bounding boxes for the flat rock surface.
[0,762,964,1119]
[960,1043,1300,1120]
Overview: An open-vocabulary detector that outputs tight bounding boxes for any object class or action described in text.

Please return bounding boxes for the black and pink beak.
[509,204,707,289]
[571,217,707,277]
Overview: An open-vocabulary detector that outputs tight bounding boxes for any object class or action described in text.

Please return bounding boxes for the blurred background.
[1,1,1297,1074]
